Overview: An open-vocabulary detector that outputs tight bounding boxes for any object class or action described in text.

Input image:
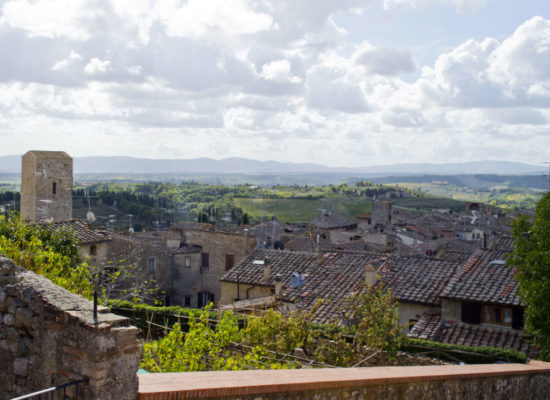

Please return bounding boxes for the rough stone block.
[13,357,28,376]
[3,313,14,326]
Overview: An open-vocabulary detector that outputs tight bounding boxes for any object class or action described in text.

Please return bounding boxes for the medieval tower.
[20,151,73,222]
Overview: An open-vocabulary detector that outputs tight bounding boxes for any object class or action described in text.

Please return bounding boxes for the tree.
[511,192,550,359]
[241,213,249,225]
[0,212,93,298]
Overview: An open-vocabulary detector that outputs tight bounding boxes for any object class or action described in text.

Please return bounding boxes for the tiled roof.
[319,240,367,252]
[408,313,538,358]
[313,215,357,230]
[221,249,317,287]
[285,235,314,252]
[222,249,388,324]
[434,249,472,263]
[441,248,521,306]
[173,245,202,254]
[378,257,462,306]
[283,252,389,324]
[39,220,110,245]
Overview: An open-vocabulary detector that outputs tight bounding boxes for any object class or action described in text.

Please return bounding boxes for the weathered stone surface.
[13,357,28,376]
[3,313,14,326]
[0,256,139,400]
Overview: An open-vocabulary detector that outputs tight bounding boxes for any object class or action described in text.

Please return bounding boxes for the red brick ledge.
[139,361,550,399]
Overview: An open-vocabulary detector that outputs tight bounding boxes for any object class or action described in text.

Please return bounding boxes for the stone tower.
[20,151,73,222]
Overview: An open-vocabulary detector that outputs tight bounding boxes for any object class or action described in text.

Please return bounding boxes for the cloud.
[260,59,302,83]
[84,58,111,74]
[383,0,490,15]
[0,0,99,40]
[354,43,416,76]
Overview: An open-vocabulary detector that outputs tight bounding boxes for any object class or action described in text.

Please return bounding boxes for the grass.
[234,197,372,223]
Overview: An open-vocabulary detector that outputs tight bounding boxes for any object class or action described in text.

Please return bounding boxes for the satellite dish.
[86,211,96,224]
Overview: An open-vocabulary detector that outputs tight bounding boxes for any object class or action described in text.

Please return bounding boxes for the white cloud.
[353,43,416,76]
[0,0,98,40]
[383,0,490,15]
[260,59,302,83]
[51,51,82,71]
[84,58,111,75]
[156,0,275,38]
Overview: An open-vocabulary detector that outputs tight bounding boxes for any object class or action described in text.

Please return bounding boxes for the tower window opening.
[52,182,57,195]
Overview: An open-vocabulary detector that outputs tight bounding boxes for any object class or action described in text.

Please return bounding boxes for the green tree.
[241,213,249,225]
[511,192,550,359]
[0,212,93,298]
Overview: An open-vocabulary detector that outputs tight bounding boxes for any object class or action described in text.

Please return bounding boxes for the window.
[225,254,234,270]
[483,305,513,327]
[184,295,191,307]
[201,253,209,269]
[184,256,191,268]
[89,245,97,256]
[461,302,481,324]
[148,258,156,278]
[52,182,57,195]
[197,291,214,307]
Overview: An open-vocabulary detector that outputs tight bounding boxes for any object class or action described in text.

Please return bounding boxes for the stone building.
[169,225,256,307]
[371,200,392,229]
[20,151,73,222]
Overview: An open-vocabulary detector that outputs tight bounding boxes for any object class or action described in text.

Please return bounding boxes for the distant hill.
[0,154,544,175]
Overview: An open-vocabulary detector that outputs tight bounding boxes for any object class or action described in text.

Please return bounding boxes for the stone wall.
[0,255,138,400]
[21,151,73,223]
[183,230,255,305]
[139,361,550,400]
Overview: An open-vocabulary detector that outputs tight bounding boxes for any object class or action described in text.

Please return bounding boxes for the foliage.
[404,338,528,364]
[140,288,404,371]
[141,305,292,372]
[336,286,404,361]
[510,192,550,359]
[0,212,93,298]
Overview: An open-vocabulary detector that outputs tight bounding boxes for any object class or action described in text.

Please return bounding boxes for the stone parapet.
[0,255,139,400]
[139,360,550,400]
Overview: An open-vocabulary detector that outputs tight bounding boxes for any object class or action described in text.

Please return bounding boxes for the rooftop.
[441,247,520,306]
[408,313,538,358]
[38,219,110,245]
[378,257,463,306]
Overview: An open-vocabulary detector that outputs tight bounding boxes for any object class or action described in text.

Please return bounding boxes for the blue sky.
[0,0,548,167]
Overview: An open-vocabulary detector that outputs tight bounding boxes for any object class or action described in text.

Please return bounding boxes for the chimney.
[275,273,283,297]
[365,264,377,288]
[263,258,271,282]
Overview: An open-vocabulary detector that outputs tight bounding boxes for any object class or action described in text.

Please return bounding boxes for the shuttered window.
[225,254,234,270]
[461,302,481,324]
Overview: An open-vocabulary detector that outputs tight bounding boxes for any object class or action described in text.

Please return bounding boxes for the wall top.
[22,150,72,161]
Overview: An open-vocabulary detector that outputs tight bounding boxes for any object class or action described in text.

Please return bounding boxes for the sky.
[0,0,549,167]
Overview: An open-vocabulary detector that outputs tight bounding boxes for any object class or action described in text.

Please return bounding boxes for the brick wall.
[0,255,139,400]
[139,361,550,400]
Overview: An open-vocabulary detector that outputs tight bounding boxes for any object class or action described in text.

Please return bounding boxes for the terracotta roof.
[441,248,521,306]
[39,220,110,245]
[378,257,462,306]
[408,313,538,358]
[221,249,317,287]
[174,245,202,254]
[285,235,314,252]
[313,215,357,230]
[221,249,389,324]
[434,249,472,263]
[319,240,367,252]
[283,252,388,324]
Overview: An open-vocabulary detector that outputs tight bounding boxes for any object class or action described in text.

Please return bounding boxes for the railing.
[11,378,87,400]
